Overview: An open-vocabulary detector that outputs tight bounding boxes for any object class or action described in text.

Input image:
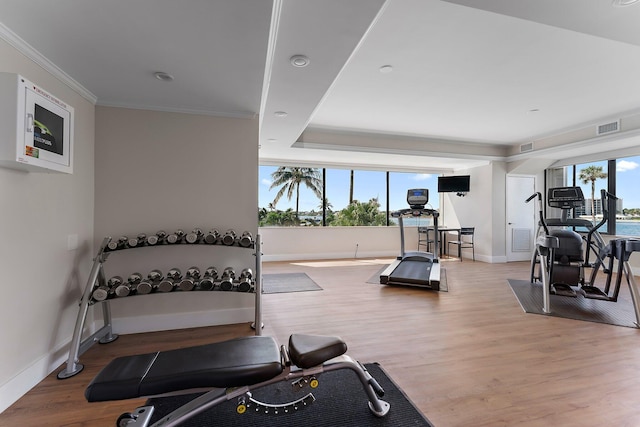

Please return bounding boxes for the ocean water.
[615,221,640,237]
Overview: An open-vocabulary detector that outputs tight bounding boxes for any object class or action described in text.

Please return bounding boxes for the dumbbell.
[127,233,147,248]
[185,228,203,244]
[222,230,237,246]
[146,230,166,246]
[106,236,128,251]
[93,276,122,301]
[198,266,218,291]
[237,268,253,292]
[114,272,141,297]
[166,229,185,244]
[157,268,182,292]
[204,229,220,244]
[238,231,253,248]
[220,267,236,291]
[178,266,200,291]
[137,269,163,295]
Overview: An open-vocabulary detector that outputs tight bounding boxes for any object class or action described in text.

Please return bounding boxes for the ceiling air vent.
[597,120,620,136]
[520,142,534,153]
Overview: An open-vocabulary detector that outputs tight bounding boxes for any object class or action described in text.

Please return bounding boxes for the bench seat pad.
[85,336,282,402]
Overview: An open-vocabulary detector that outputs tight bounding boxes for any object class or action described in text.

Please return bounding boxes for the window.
[259,166,440,227]
[615,155,640,237]
[551,155,640,237]
[389,172,438,226]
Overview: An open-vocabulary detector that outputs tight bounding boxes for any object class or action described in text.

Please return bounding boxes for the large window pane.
[616,156,640,237]
[388,172,438,226]
[325,168,387,226]
[259,165,323,226]
[573,161,609,232]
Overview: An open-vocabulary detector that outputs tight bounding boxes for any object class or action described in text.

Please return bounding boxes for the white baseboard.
[0,339,71,414]
[0,308,256,414]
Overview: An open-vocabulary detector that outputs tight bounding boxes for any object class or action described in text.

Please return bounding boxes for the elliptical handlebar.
[526,192,549,236]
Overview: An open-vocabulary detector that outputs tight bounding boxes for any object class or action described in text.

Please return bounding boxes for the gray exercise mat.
[262,273,322,294]
[508,279,638,328]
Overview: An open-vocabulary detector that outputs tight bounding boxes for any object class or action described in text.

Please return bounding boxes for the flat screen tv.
[438,175,470,193]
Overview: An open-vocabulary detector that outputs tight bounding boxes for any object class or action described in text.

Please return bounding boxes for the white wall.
[260,225,413,261]
[0,40,95,411]
[94,107,258,334]
[441,163,505,262]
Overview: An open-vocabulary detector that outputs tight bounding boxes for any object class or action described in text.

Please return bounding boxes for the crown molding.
[0,22,97,104]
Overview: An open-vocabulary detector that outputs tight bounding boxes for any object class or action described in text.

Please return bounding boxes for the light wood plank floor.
[2,258,640,427]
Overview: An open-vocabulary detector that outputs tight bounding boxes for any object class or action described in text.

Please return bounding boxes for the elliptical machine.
[527,186,640,325]
[528,186,619,300]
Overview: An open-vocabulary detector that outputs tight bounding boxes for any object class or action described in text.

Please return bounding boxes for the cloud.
[617,160,639,172]
[412,173,432,181]
[261,178,272,186]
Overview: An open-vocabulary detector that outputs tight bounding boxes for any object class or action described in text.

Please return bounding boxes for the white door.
[506,175,536,262]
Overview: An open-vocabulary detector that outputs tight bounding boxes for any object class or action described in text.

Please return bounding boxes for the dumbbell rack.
[57,232,263,380]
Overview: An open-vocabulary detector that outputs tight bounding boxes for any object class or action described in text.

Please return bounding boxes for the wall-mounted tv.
[437,175,470,193]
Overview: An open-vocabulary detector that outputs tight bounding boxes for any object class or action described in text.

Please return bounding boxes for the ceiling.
[2,0,640,172]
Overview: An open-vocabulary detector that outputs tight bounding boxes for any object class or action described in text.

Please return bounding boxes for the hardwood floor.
[3,257,640,426]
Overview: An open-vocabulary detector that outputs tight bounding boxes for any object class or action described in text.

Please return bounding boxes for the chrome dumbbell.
[220,267,236,291]
[204,229,220,244]
[137,269,163,295]
[114,272,141,297]
[106,236,128,251]
[146,230,166,246]
[237,268,253,292]
[166,229,185,244]
[185,228,203,244]
[221,230,237,246]
[198,266,218,291]
[127,233,147,248]
[178,266,200,291]
[238,231,253,248]
[93,276,121,301]
[157,268,182,292]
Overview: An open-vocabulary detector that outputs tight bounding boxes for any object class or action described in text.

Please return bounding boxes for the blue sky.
[575,157,640,209]
[259,155,640,213]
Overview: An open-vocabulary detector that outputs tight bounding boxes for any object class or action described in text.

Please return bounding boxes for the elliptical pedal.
[551,283,577,297]
[579,285,612,301]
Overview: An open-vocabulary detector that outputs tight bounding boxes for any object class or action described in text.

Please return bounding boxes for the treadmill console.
[407,189,428,209]
[547,186,584,209]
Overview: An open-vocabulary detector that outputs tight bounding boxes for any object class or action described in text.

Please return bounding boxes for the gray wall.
[94,107,259,334]
[0,38,95,411]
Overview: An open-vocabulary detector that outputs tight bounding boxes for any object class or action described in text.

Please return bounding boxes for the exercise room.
[2,2,640,426]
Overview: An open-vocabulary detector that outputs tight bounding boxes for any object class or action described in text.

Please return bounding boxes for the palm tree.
[270,167,322,219]
[578,165,607,224]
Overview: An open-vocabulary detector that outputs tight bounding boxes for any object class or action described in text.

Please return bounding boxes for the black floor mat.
[145,363,435,427]
[508,279,638,328]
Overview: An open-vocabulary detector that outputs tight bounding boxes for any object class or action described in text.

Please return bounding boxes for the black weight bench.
[86,334,390,426]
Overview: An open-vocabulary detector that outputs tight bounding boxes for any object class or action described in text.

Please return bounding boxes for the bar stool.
[418,227,436,252]
[448,227,475,261]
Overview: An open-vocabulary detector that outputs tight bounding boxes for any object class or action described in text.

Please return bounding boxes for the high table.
[418,226,460,257]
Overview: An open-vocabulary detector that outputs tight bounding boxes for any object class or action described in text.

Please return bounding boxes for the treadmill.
[380,189,441,290]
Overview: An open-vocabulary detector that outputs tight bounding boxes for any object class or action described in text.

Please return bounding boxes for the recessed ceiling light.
[154,71,174,82]
[612,0,639,6]
[379,65,393,74]
[290,55,310,67]
[274,111,288,118]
